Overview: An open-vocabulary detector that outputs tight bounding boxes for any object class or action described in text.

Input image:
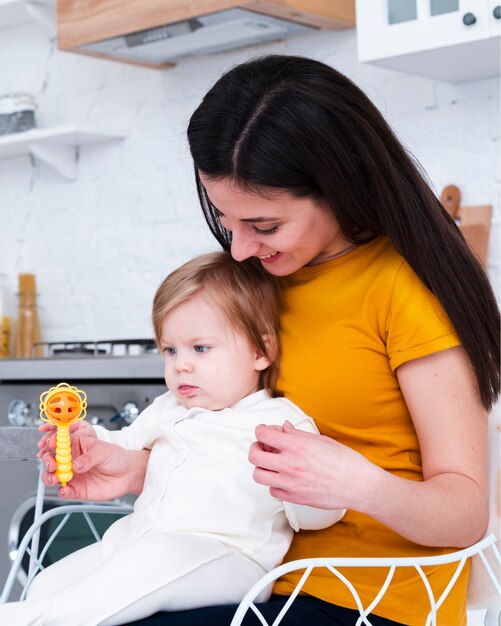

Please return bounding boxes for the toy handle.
[55,423,73,486]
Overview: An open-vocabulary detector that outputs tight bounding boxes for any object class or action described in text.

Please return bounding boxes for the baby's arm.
[93,415,150,450]
[284,501,345,531]
[93,391,176,450]
[269,410,346,531]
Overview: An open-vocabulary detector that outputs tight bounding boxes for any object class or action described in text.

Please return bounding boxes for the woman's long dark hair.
[187,55,500,410]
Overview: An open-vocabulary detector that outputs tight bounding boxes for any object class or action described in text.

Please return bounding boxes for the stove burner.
[52,346,108,357]
[34,339,158,358]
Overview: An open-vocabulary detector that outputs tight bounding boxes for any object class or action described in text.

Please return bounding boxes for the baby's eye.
[164,347,176,356]
[194,345,209,353]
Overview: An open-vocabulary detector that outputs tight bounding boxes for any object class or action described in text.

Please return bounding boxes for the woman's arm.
[250,346,488,548]
[382,345,488,546]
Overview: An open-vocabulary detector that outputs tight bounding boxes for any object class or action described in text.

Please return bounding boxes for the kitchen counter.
[0,354,164,382]
[0,427,40,460]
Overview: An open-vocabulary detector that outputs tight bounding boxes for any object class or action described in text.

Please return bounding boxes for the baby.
[1,252,344,626]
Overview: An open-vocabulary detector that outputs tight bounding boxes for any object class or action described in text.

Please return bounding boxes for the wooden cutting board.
[441,185,492,267]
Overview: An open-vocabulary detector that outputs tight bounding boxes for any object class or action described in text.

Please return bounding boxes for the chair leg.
[28,462,46,579]
[484,608,500,626]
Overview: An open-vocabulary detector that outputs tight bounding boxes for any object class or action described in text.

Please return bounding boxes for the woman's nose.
[230,231,261,262]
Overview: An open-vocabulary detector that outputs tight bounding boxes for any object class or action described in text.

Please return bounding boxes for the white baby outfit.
[1,390,344,625]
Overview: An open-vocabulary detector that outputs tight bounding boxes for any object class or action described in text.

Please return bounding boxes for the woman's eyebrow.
[241,217,278,223]
[214,206,276,223]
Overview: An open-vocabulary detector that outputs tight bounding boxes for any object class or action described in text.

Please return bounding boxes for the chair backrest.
[230,536,500,626]
[467,403,501,609]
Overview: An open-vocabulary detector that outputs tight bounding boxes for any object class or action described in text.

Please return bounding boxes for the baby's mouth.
[178,385,198,396]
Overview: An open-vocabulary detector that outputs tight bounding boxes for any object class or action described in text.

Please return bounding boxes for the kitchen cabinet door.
[356,0,500,82]
[488,0,501,35]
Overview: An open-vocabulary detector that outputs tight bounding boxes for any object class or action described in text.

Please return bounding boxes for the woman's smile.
[258,251,281,263]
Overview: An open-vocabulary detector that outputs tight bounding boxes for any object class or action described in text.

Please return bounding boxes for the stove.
[0,338,166,598]
[0,338,165,427]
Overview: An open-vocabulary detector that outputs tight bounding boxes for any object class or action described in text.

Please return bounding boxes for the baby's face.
[159,293,270,410]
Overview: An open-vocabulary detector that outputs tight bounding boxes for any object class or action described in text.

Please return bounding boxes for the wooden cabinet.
[57,0,355,68]
[356,0,500,82]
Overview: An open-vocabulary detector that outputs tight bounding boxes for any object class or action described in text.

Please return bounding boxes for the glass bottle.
[0,273,11,358]
[16,273,43,358]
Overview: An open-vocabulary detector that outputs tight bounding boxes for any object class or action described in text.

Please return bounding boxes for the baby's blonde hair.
[152,252,283,395]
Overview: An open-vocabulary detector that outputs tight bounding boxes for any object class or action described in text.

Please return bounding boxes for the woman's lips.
[178,385,198,396]
[259,252,281,264]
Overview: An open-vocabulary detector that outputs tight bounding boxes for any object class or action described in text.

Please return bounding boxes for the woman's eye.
[164,347,176,356]
[254,226,278,236]
[194,345,209,353]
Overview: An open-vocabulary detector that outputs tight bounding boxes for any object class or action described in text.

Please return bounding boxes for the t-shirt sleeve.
[386,260,461,371]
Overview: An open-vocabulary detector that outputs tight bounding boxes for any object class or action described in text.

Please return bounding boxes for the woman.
[40,55,499,626]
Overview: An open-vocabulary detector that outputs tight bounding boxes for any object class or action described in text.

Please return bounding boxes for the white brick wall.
[0,26,499,343]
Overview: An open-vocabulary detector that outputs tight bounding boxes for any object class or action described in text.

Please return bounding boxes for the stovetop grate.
[33,339,158,358]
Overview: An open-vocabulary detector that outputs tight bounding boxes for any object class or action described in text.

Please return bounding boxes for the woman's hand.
[38,420,96,455]
[249,421,382,512]
[38,424,149,501]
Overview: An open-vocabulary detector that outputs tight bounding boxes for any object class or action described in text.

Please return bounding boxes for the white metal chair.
[2,411,499,625]
[229,535,500,626]
[0,461,132,604]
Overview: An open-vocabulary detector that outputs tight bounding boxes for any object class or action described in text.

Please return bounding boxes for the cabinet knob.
[462,12,477,26]
[494,5,501,19]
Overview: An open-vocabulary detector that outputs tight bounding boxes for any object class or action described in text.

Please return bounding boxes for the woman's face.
[200,175,350,276]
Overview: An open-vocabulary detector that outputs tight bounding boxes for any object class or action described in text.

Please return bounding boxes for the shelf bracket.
[28,142,77,180]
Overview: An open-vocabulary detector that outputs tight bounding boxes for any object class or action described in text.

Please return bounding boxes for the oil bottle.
[16,273,43,358]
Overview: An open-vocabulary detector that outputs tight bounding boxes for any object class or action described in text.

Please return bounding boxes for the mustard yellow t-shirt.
[274,237,465,626]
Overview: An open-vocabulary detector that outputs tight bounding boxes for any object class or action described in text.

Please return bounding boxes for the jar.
[0,273,12,358]
[0,93,37,136]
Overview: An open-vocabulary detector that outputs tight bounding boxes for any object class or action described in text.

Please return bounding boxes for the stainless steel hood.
[77,8,316,65]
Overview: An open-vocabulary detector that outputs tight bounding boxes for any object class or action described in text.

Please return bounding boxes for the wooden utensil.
[441,185,461,221]
[440,185,492,267]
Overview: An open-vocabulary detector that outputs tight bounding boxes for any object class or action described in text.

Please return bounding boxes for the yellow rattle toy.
[39,382,87,486]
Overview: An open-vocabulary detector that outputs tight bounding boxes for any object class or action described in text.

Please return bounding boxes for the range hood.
[57,1,356,69]
[74,9,315,66]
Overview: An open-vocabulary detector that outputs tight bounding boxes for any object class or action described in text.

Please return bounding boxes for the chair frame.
[0,464,132,604]
[230,536,500,626]
[2,500,499,625]
[2,465,499,625]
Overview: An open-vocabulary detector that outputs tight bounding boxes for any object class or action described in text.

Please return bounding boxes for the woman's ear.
[254,334,273,372]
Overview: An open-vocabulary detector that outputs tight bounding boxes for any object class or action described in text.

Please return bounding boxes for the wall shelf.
[0,125,127,179]
[0,0,55,33]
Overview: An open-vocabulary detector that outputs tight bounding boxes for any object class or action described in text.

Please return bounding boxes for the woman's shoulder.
[365,238,430,296]
[365,236,406,274]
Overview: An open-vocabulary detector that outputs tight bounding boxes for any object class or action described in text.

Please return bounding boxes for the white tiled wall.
[0,26,498,342]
